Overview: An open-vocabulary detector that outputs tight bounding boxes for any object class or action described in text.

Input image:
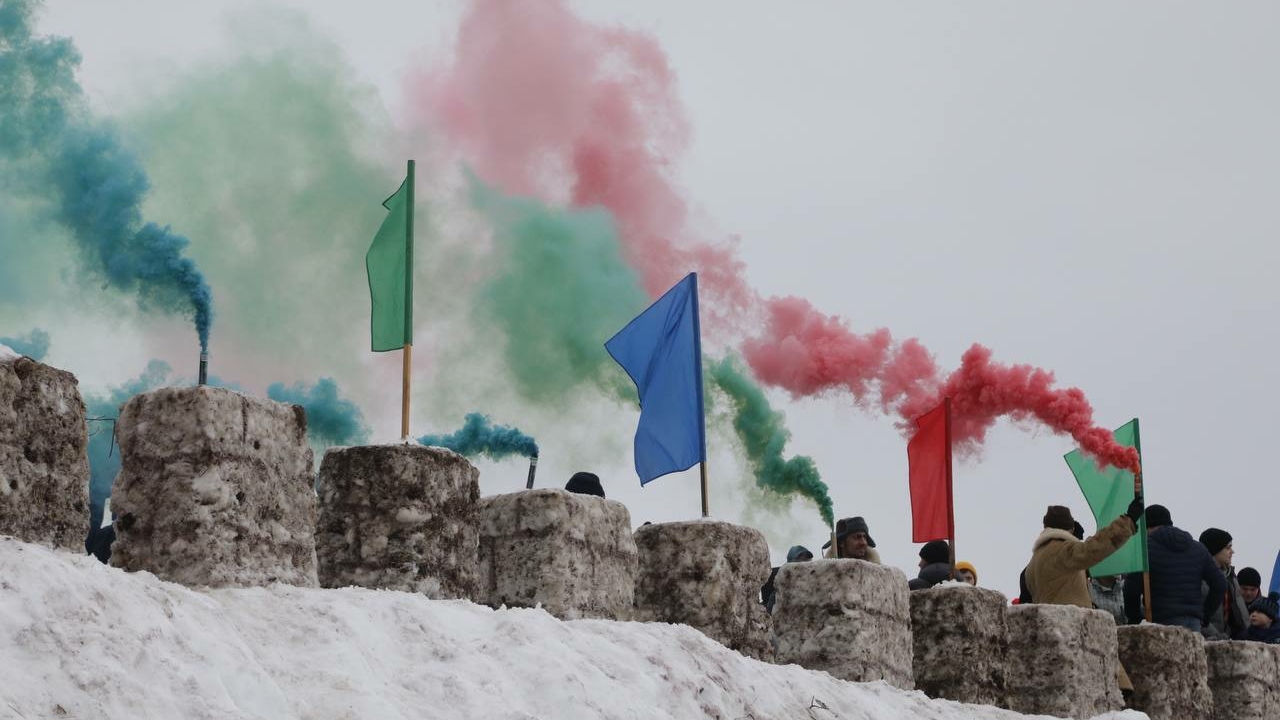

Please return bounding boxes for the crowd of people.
[761,496,1280,647]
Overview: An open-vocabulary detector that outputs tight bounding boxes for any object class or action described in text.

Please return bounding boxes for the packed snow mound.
[0,538,1148,720]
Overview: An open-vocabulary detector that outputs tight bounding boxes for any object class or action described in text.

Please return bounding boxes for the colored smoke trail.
[743,298,1141,472]
[1,2,214,351]
[419,413,539,460]
[707,356,833,526]
[0,328,49,360]
[415,0,753,327]
[266,378,370,448]
[418,0,1142,473]
[470,177,649,403]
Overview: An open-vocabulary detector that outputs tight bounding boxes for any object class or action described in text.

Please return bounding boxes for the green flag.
[366,173,413,352]
[1064,418,1148,576]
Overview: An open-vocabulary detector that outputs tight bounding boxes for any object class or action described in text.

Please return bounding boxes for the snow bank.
[0,538,1148,720]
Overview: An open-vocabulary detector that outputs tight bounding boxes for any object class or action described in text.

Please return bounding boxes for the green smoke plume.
[707,355,834,526]
[469,177,650,404]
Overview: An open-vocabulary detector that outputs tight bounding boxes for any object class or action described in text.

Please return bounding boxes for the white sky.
[31,0,1280,598]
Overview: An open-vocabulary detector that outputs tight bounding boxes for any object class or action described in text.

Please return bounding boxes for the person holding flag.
[1025,499,1144,695]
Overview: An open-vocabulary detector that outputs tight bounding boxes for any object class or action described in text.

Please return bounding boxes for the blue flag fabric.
[1271,548,1280,595]
[605,272,706,485]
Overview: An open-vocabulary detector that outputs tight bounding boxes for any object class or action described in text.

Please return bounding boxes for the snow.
[0,537,1149,720]
[0,343,17,360]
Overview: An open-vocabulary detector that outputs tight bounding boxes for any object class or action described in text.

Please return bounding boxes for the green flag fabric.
[1064,418,1148,576]
[366,177,411,352]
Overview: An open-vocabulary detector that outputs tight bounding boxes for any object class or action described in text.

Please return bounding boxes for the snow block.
[910,584,1009,705]
[110,386,318,588]
[1205,640,1280,720]
[316,444,479,599]
[633,520,772,660]
[477,489,637,620]
[1116,624,1212,720]
[1004,604,1123,718]
[772,559,914,690]
[0,356,90,550]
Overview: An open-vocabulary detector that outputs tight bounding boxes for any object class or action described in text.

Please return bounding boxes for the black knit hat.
[1249,593,1280,622]
[1198,528,1232,556]
[565,472,605,498]
[1146,504,1172,528]
[1043,506,1074,532]
[1238,567,1262,589]
[919,539,951,565]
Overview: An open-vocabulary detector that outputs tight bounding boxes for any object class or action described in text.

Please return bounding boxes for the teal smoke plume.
[419,413,539,459]
[0,1,213,350]
[0,328,49,360]
[267,377,370,447]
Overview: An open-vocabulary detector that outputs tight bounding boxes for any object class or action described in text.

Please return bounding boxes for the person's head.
[1238,567,1262,605]
[1145,505,1172,533]
[565,472,605,498]
[1043,506,1075,533]
[1198,528,1233,569]
[1248,594,1279,629]
[918,540,950,568]
[955,561,978,586]
[824,517,875,559]
[786,545,813,563]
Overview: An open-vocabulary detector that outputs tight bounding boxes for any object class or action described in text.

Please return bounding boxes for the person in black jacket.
[1124,505,1226,631]
[85,512,135,565]
[761,545,813,613]
[909,540,952,591]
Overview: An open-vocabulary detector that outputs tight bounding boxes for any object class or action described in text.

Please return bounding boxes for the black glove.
[1126,494,1145,523]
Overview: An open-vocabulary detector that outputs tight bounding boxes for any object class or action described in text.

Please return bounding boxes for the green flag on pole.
[1064,418,1148,576]
[366,175,412,352]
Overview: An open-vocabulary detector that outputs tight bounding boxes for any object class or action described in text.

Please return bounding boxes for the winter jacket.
[1201,566,1250,640]
[1089,577,1127,626]
[1025,515,1135,608]
[1018,568,1033,604]
[909,562,953,591]
[1244,623,1280,644]
[1124,526,1226,625]
[761,567,781,614]
[85,524,116,565]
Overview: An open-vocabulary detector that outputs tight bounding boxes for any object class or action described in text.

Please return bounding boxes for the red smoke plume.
[413,0,1141,472]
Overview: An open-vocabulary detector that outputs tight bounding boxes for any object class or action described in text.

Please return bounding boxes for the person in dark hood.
[1124,505,1226,630]
[761,545,814,613]
[1237,567,1263,607]
[564,471,605,498]
[1198,527,1249,640]
[822,516,880,563]
[1244,593,1280,644]
[909,540,953,590]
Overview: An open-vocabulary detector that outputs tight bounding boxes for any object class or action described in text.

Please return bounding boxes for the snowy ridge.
[0,538,1147,720]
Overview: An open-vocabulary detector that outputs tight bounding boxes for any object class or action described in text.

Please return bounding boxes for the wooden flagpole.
[944,396,956,580]
[401,159,415,439]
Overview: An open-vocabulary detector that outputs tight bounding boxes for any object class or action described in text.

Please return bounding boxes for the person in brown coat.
[1026,498,1144,694]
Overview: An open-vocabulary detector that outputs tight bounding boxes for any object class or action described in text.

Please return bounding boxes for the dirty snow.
[0,537,1148,720]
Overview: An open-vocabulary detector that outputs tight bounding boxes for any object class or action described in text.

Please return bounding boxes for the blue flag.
[1271,548,1280,595]
[605,272,706,485]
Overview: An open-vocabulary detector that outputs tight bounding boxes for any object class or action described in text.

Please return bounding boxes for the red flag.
[908,397,953,543]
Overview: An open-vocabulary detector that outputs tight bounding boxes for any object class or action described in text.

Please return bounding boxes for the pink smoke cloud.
[412,0,1141,472]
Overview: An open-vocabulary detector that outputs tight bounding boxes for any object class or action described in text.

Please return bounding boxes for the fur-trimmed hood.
[1033,527,1079,554]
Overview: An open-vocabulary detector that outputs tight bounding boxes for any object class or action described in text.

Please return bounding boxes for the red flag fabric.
[908,398,953,543]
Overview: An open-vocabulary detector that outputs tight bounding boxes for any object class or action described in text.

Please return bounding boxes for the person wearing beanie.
[1025,500,1141,607]
[564,472,605,498]
[1026,498,1143,694]
[1244,593,1280,644]
[1238,567,1263,606]
[954,561,978,586]
[761,545,814,613]
[1123,505,1228,631]
[1198,528,1249,640]
[909,540,952,590]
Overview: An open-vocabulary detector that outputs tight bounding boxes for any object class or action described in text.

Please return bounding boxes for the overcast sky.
[29,1,1280,598]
